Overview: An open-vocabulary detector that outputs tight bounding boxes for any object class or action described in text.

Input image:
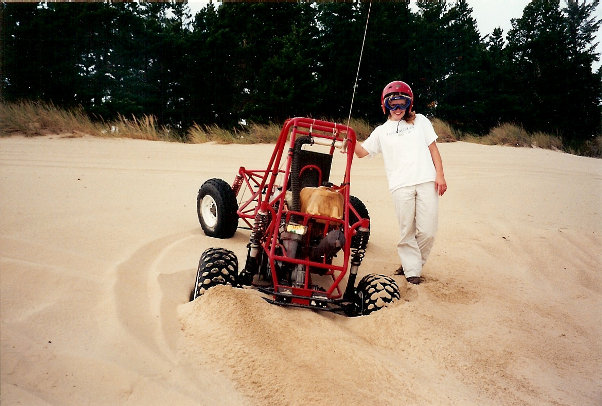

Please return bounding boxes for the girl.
[352,80,447,284]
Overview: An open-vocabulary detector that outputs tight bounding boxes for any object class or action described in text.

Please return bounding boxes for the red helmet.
[381,80,413,114]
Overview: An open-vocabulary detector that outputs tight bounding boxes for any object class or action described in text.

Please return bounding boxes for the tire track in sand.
[112,231,198,363]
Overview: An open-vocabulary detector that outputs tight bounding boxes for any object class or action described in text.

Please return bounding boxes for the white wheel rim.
[201,195,218,228]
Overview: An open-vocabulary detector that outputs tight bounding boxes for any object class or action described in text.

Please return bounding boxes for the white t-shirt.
[362,113,438,192]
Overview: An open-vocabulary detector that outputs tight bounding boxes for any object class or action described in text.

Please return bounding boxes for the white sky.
[186,0,601,70]
[463,0,530,35]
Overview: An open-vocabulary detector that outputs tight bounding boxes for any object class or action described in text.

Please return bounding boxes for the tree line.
[1,0,600,147]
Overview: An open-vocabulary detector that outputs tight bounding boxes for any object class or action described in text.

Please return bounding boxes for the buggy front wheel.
[190,248,239,300]
[355,274,400,315]
[197,178,238,238]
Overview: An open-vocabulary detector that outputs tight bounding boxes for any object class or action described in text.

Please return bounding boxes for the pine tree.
[506,0,601,143]
[562,0,601,142]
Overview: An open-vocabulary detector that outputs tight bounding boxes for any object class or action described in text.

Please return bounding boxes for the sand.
[1,134,600,405]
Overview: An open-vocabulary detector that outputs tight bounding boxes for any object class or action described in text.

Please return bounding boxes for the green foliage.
[1,0,600,151]
[505,0,601,143]
[2,2,192,125]
[2,4,84,107]
[416,0,489,133]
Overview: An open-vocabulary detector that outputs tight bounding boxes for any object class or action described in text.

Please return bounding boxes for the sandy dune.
[1,135,600,405]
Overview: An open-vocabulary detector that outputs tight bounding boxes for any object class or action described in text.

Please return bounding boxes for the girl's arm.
[354,141,370,158]
[428,142,447,196]
[342,138,370,158]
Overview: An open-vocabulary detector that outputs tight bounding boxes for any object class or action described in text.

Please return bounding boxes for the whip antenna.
[346,2,372,133]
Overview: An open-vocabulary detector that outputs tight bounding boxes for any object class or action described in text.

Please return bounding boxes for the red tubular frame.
[233,118,365,307]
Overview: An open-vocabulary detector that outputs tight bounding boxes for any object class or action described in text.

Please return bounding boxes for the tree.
[562,0,601,142]
[237,3,320,123]
[479,28,523,129]
[315,2,368,120]
[406,0,449,118]
[429,0,488,133]
[2,0,600,144]
[506,0,601,143]
[135,2,192,129]
[356,2,415,123]
[2,3,84,106]
[185,3,232,126]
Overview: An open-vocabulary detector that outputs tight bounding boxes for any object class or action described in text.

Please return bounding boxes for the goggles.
[384,94,412,111]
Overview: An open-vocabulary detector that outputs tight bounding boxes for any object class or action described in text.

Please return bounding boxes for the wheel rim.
[201,195,218,228]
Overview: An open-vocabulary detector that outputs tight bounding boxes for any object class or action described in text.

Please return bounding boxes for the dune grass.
[430,118,461,143]
[0,101,182,142]
[111,113,181,141]
[187,122,284,144]
[461,123,565,150]
[186,117,374,144]
[1,100,598,157]
[0,101,104,137]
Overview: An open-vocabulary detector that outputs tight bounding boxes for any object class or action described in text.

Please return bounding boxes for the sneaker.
[406,276,423,285]
[394,265,404,276]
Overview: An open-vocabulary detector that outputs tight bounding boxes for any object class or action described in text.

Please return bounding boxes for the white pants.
[391,181,438,278]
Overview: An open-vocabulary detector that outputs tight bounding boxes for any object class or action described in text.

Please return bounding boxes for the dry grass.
[344,117,372,141]
[464,122,565,151]
[187,122,282,144]
[481,123,532,146]
[2,101,597,157]
[110,114,178,141]
[431,118,459,142]
[187,123,238,144]
[0,101,179,142]
[531,131,564,150]
[573,135,602,157]
[0,101,103,137]
[187,118,370,144]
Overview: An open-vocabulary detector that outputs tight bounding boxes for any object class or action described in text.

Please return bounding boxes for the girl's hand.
[341,138,349,153]
[435,174,447,196]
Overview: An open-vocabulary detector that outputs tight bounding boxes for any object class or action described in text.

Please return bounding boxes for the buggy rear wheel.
[197,178,239,238]
[355,274,400,315]
[349,195,370,248]
[190,248,238,300]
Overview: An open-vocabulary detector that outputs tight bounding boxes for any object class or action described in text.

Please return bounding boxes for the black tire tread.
[191,248,238,300]
[356,273,400,315]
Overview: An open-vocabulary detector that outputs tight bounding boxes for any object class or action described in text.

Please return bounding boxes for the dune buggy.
[191,117,400,316]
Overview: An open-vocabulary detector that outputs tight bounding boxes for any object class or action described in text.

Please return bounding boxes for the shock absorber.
[343,224,369,302]
[240,209,270,285]
[254,209,271,246]
[232,173,244,196]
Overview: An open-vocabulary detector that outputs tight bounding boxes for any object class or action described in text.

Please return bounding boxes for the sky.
[186,0,601,70]
[462,0,531,35]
